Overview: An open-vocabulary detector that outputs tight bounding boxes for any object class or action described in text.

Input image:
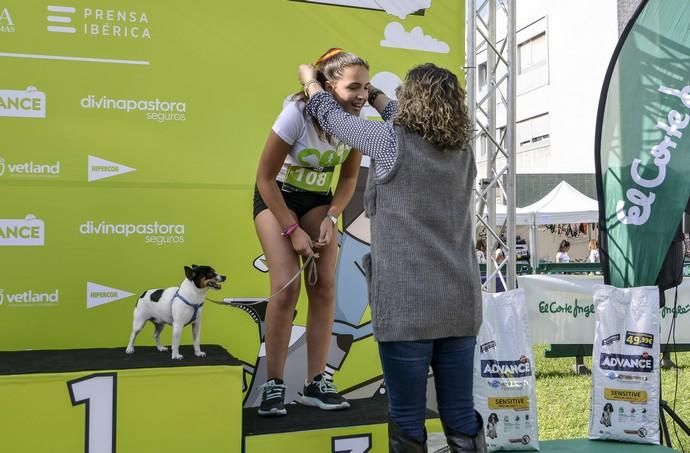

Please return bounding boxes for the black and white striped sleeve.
[306,91,397,177]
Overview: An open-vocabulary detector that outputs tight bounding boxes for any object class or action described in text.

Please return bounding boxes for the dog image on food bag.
[600,402,614,427]
[487,412,499,439]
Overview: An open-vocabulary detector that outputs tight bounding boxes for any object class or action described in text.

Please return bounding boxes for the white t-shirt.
[272,100,353,194]
[495,248,505,262]
[476,250,486,264]
[589,249,600,263]
[556,252,570,263]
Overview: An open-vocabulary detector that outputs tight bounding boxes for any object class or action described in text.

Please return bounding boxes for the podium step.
[243,395,441,452]
[0,344,241,374]
[244,394,390,436]
[0,345,243,453]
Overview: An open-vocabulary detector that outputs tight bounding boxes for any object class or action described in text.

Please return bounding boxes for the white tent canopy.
[495,180,599,226]
[491,181,599,271]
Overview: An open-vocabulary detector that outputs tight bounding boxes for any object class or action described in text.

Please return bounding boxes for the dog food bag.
[474,289,539,451]
[588,285,660,444]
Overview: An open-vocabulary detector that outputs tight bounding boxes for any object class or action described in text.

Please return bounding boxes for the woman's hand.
[314,216,336,248]
[298,64,317,86]
[367,85,391,114]
[289,226,314,257]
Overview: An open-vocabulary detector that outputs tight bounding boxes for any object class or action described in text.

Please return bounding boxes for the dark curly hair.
[394,63,472,150]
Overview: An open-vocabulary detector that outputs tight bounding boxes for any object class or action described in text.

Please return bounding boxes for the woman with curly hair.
[299,63,484,452]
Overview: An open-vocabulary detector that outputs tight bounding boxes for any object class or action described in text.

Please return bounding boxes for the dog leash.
[206,253,319,305]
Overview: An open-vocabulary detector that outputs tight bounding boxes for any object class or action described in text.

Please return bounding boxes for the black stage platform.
[0,344,240,375]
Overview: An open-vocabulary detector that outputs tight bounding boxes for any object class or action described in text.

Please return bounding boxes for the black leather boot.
[442,412,487,453]
[388,420,428,453]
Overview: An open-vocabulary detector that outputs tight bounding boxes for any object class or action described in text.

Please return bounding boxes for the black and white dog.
[486,412,499,439]
[600,403,614,427]
[126,265,226,360]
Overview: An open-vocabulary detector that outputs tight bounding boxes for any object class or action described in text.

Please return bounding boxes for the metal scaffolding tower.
[466,0,516,291]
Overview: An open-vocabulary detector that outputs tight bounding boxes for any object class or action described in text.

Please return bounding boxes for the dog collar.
[174,289,204,323]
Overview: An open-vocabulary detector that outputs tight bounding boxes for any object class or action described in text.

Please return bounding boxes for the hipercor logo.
[88,155,135,182]
[87,282,135,308]
[0,87,46,118]
[0,215,45,246]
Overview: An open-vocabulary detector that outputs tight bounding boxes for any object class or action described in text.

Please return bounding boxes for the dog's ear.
[184,266,196,280]
[191,264,198,269]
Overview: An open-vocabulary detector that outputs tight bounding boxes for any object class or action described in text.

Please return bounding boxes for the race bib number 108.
[283,165,334,193]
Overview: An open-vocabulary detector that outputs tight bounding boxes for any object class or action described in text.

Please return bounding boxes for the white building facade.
[475,0,619,177]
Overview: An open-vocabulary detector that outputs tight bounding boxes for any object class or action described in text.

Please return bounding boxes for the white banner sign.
[517,275,690,344]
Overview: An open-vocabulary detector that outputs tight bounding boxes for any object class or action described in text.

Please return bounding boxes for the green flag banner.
[596,0,690,288]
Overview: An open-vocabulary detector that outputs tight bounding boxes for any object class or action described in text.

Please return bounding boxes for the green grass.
[534,344,690,451]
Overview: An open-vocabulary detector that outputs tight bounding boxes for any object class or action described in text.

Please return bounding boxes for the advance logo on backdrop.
[0,156,61,178]
[80,218,185,246]
[46,5,151,39]
[0,215,45,246]
[0,86,46,118]
[88,155,135,182]
[0,288,59,306]
[81,94,186,122]
[0,7,15,32]
[87,282,134,308]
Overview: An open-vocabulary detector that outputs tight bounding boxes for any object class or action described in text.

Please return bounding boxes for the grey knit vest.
[361,126,482,342]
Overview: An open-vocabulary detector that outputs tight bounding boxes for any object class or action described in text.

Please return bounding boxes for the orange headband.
[314,48,344,66]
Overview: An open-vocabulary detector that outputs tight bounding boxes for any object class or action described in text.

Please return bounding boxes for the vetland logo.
[0,215,45,246]
[0,288,59,306]
[47,5,151,39]
[80,219,185,245]
[81,95,186,122]
[0,156,61,178]
[0,7,15,32]
[0,86,46,118]
[88,155,135,182]
[87,282,134,308]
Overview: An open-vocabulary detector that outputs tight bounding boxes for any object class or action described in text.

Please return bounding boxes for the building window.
[479,134,487,158]
[517,113,550,149]
[518,32,547,74]
[478,62,488,89]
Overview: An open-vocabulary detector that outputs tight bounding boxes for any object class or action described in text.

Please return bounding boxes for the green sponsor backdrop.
[0,0,464,396]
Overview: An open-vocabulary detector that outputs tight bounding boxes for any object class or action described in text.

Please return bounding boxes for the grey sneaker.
[299,374,350,410]
[258,379,287,417]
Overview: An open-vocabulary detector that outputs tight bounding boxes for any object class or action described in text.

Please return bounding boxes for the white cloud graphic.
[375,0,431,19]
[380,22,449,54]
